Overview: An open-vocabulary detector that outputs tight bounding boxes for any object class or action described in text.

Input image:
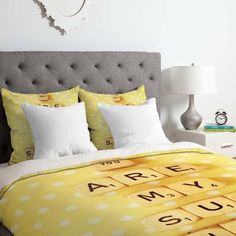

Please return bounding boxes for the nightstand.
[174,128,236,158]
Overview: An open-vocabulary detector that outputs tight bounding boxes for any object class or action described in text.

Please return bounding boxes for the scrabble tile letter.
[112,169,166,185]
[129,187,183,206]
[141,209,199,231]
[153,164,204,177]
[183,197,236,218]
[75,177,125,196]
[167,178,224,195]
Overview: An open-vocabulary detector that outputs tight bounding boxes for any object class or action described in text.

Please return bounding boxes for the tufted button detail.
[32,79,38,85]
[45,64,50,69]
[106,78,111,83]
[83,79,89,84]
[18,63,24,70]
[118,63,122,68]
[58,79,64,85]
[139,62,144,67]
[128,77,133,82]
[5,79,10,86]
[70,64,76,69]
[94,64,100,69]
[149,76,154,81]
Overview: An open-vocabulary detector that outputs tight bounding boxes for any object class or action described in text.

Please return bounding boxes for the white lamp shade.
[171,66,217,94]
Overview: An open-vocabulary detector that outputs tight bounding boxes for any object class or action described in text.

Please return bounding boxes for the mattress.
[1,142,236,236]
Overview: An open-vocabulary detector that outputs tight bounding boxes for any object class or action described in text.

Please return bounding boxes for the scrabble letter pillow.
[2,86,80,164]
[78,86,146,150]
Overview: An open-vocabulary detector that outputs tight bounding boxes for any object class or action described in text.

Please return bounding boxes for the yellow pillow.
[2,86,80,165]
[78,86,147,150]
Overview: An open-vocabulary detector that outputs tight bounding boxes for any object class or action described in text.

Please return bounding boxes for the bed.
[0,51,161,236]
[0,52,236,236]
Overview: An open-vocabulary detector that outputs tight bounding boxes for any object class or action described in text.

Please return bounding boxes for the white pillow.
[21,103,97,159]
[98,98,170,148]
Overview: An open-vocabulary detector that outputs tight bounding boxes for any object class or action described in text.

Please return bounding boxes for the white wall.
[0,0,236,139]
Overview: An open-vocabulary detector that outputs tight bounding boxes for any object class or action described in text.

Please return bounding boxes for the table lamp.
[171,64,217,130]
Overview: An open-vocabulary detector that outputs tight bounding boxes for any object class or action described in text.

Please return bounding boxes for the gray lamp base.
[181,94,202,130]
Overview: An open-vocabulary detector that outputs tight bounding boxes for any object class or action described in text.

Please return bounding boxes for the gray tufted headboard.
[0,52,161,164]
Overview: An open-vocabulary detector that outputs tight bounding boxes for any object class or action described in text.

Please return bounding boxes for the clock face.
[215,114,227,125]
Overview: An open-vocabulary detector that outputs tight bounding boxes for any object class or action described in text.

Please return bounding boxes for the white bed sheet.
[0,142,209,189]
[0,163,8,169]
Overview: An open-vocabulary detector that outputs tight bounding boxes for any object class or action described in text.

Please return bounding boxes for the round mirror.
[48,0,86,17]
[36,0,93,33]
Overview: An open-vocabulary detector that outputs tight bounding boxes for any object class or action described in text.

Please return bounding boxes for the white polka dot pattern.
[78,86,146,150]
[2,86,80,165]
[2,148,236,236]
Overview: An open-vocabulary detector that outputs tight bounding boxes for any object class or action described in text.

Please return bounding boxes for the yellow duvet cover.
[1,148,236,236]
